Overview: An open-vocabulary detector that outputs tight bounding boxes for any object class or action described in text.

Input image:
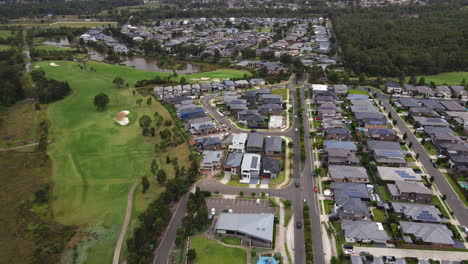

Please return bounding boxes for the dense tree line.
[31,69,71,104]
[126,159,200,264]
[0,49,25,106]
[332,2,468,76]
[0,0,142,19]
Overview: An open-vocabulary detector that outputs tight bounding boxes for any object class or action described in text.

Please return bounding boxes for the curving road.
[152,75,326,264]
[368,88,468,226]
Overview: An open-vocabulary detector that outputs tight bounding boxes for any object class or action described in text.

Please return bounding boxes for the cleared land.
[412,72,468,85]
[348,89,370,95]
[0,30,11,38]
[190,236,247,264]
[271,88,288,99]
[34,60,191,264]
[32,45,73,51]
[83,60,250,84]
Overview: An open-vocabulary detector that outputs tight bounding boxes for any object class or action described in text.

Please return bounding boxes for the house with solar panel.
[391,202,443,223]
[377,167,422,182]
[413,117,450,127]
[387,181,433,203]
[367,141,407,166]
[215,213,274,248]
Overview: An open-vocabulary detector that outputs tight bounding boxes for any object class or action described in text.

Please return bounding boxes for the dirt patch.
[113,110,130,126]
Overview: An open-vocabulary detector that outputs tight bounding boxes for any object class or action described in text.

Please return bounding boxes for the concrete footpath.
[354,247,468,261]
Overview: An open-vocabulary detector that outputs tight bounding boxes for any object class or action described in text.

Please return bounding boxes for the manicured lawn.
[422,141,438,155]
[348,89,370,95]
[50,21,118,28]
[269,169,286,185]
[82,60,250,85]
[190,236,247,264]
[35,60,191,263]
[412,72,468,86]
[431,196,450,218]
[32,45,73,51]
[281,199,293,227]
[220,236,242,246]
[0,30,11,38]
[271,88,288,100]
[378,185,392,202]
[405,156,415,162]
[0,44,11,51]
[372,208,386,222]
[442,172,468,207]
[324,200,334,214]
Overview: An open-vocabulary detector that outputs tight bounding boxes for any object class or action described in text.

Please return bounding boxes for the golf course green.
[34,60,192,263]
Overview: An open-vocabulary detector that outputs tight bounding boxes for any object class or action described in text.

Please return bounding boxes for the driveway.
[206,197,276,215]
[354,246,468,261]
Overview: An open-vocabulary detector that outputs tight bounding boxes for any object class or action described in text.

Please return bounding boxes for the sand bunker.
[49,62,60,67]
[113,110,130,126]
[34,65,40,68]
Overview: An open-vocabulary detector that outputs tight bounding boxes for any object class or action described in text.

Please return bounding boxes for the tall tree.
[141,176,150,193]
[113,76,125,88]
[93,93,109,111]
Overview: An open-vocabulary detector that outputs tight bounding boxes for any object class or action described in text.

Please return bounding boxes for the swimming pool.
[458,181,468,190]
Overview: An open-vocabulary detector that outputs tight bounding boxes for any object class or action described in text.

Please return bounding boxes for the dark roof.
[264,137,282,153]
[196,137,222,147]
[262,156,280,172]
[368,128,396,136]
[330,182,370,199]
[324,127,350,136]
[225,152,244,167]
[247,133,264,148]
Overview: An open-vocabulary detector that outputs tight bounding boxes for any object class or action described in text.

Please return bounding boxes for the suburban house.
[325,148,360,165]
[341,220,390,244]
[413,117,450,127]
[332,84,348,95]
[245,114,266,128]
[196,137,223,151]
[200,150,224,171]
[377,166,422,182]
[329,165,369,182]
[385,82,402,94]
[399,222,454,246]
[261,157,281,179]
[224,152,244,174]
[190,122,218,136]
[366,128,397,141]
[387,181,433,203]
[324,127,351,141]
[324,140,357,152]
[334,190,370,220]
[264,137,283,155]
[229,133,248,153]
[398,98,421,109]
[367,140,406,165]
[258,104,284,115]
[440,101,465,112]
[409,108,440,118]
[246,133,265,153]
[391,202,442,223]
[240,153,262,183]
[450,85,467,99]
[259,94,283,105]
[215,213,274,248]
[415,86,435,97]
[435,85,452,98]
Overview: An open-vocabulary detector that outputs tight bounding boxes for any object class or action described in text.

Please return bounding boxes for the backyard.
[35,60,192,263]
[271,88,288,99]
[190,235,247,264]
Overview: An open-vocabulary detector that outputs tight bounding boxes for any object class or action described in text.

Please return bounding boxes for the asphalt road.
[153,76,326,264]
[370,89,468,226]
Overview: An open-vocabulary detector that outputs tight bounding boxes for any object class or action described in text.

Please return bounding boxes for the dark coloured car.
[296,221,302,229]
[295,181,300,188]
[343,244,354,249]
[359,251,370,256]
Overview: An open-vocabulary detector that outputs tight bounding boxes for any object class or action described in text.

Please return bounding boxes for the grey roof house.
[391,202,442,223]
[264,136,283,155]
[341,220,390,244]
[246,133,265,153]
[399,221,454,246]
[329,165,369,182]
[388,181,433,203]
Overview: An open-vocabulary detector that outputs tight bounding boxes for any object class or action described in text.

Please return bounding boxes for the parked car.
[344,249,354,255]
[315,117,322,121]
[295,181,300,188]
[437,155,447,159]
[211,208,216,215]
[359,251,370,256]
[343,245,354,249]
[314,186,318,193]
[296,221,302,229]
[462,226,468,234]
[312,171,317,177]
[256,199,260,205]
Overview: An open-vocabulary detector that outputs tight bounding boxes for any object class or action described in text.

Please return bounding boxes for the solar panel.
[380,151,403,157]
[427,118,442,123]
[396,170,417,179]
[416,210,438,221]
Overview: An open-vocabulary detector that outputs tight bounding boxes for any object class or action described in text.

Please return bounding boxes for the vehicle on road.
[211,208,216,215]
[344,249,354,255]
[296,221,302,229]
[314,186,318,193]
[343,244,354,249]
[359,251,370,256]
[312,171,317,177]
[413,169,422,174]
[315,117,322,121]
[295,128,298,132]
[228,209,233,213]
[256,199,260,205]
[295,181,300,188]
[462,226,468,234]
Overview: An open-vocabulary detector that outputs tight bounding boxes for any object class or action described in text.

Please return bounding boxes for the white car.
[437,155,446,159]
[344,249,355,255]
[256,199,261,205]
[211,208,216,215]
[462,226,468,234]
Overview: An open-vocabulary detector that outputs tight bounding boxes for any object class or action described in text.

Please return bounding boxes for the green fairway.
[190,236,247,264]
[0,44,11,51]
[348,89,370,95]
[34,60,191,263]
[412,72,468,85]
[32,45,73,51]
[50,21,118,28]
[271,88,288,99]
[0,30,11,38]
[84,60,250,84]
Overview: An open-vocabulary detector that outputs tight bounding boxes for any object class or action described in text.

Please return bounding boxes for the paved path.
[0,140,53,152]
[113,182,138,264]
[354,246,468,261]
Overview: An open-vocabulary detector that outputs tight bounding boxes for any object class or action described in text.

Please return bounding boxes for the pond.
[88,49,203,74]
[42,37,70,47]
